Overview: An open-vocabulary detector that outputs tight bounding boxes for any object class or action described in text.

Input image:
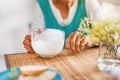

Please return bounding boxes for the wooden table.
[5,48,115,80]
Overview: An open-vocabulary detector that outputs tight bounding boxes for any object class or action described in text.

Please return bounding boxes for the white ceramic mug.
[31,28,65,58]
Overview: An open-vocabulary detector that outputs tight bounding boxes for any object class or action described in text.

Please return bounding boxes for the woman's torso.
[37,0,87,40]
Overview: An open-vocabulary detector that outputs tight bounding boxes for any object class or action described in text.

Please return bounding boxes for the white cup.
[31,28,65,58]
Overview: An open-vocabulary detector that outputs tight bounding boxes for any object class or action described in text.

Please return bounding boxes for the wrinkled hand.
[66,32,89,52]
[23,35,35,53]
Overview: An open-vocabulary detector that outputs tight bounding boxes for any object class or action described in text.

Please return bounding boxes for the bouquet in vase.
[78,17,120,71]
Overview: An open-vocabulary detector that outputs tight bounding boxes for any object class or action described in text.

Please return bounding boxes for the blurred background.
[0,0,36,54]
[98,0,120,20]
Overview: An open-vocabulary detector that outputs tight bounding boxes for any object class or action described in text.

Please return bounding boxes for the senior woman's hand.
[66,32,89,52]
[23,35,35,53]
[23,29,41,53]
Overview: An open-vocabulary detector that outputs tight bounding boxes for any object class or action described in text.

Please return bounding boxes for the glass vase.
[98,42,120,71]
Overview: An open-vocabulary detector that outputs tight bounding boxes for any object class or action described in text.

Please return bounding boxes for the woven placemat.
[4,48,114,80]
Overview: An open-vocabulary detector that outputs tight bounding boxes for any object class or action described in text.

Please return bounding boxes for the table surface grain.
[5,48,115,80]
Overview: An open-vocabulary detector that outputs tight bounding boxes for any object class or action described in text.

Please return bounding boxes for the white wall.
[0,0,36,34]
[98,0,120,19]
[0,0,36,54]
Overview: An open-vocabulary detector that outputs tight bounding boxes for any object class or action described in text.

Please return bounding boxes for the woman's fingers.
[23,39,31,47]
[75,34,83,52]
[70,32,79,51]
[23,35,32,47]
[66,32,91,53]
[23,35,35,53]
[85,42,89,47]
[25,35,31,41]
[79,37,86,50]
[80,40,88,50]
[24,45,34,53]
[66,32,75,49]
[66,32,86,52]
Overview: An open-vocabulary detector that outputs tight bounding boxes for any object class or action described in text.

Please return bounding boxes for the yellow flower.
[78,17,120,44]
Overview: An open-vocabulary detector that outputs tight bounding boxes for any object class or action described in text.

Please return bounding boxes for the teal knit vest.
[37,0,87,40]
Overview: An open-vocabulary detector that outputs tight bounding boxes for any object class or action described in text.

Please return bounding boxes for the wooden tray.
[5,48,114,80]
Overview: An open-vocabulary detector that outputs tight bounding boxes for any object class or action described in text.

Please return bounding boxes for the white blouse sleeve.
[31,2,45,29]
[86,0,105,20]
